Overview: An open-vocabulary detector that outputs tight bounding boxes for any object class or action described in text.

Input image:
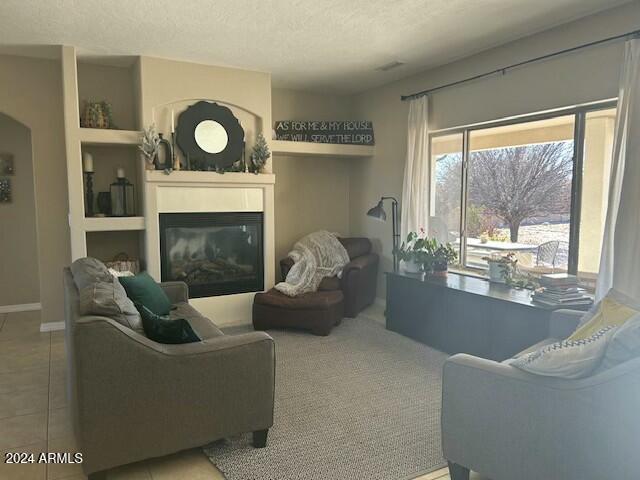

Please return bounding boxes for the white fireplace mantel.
[144,170,276,326]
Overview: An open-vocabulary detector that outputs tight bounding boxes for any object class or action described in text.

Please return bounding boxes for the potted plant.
[483,252,516,283]
[396,230,427,273]
[429,241,458,276]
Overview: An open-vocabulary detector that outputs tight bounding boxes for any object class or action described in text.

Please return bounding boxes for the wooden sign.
[274,120,375,145]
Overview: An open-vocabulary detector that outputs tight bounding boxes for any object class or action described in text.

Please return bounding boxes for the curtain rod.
[400,28,640,101]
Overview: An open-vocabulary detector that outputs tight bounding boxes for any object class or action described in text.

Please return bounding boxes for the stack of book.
[532,273,594,308]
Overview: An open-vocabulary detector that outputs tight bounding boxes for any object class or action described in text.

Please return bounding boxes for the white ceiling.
[0,0,630,94]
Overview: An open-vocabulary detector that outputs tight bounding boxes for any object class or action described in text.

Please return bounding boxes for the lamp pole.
[383,197,400,272]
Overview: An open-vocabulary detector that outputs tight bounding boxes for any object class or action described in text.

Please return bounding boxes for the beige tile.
[0,344,51,374]
[0,311,43,339]
[47,408,73,442]
[0,367,50,393]
[0,386,49,420]
[0,442,47,480]
[46,435,84,480]
[0,413,47,450]
[145,449,225,480]
[105,461,152,480]
[48,381,68,410]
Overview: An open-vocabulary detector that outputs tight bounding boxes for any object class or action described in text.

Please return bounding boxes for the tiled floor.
[0,310,485,480]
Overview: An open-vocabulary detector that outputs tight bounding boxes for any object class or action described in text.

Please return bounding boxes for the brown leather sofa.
[280,237,379,318]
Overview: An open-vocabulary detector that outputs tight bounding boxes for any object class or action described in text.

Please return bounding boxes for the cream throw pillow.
[511,289,640,378]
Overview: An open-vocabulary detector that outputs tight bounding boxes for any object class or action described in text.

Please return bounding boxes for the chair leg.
[448,461,470,480]
[253,429,269,448]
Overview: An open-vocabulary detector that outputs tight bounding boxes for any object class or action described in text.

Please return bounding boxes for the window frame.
[428,99,617,275]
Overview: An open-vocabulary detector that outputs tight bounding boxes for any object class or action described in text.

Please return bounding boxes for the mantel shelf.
[83,216,145,232]
[145,170,276,185]
[271,140,374,158]
[79,128,142,146]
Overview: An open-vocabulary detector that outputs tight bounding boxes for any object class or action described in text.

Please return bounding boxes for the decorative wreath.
[176,101,245,170]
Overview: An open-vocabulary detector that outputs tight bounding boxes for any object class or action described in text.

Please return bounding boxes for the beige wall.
[349,3,640,297]
[0,53,69,322]
[0,114,40,305]
[271,88,355,278]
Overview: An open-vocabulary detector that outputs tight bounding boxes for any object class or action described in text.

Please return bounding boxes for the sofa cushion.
[78,278,144,332]
[599,312,640,371]
[318,276,341,291]
[339,237,372,260]
[119,272,172,316]
[170,302,224,340]
[71,257,112,290]
[137,304,201,344]
[254,288,343,310]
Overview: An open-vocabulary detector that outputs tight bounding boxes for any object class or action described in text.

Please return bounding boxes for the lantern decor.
[110,168,136,217]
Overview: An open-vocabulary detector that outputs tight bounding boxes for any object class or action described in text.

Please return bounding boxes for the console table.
[386,271,557,361]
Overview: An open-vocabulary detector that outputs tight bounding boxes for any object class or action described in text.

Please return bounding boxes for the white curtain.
[596,38,640,302]
[401,95,430,241]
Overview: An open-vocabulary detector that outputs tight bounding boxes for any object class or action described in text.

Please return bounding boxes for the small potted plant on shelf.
[396,230,428,273]
[424,239,457,277]
[483,252,517,284]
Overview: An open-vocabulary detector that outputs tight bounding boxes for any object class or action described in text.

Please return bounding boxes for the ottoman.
[253,288,344,336]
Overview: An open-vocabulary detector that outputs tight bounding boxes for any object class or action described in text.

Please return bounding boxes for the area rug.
[204,316,448,480]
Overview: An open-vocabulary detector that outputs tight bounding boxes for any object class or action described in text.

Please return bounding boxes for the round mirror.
[194,120,228,154]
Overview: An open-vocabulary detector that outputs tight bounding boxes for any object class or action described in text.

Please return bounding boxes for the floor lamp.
[367,197,400,272]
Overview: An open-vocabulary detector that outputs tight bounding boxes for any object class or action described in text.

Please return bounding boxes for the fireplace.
[159,212,264,298]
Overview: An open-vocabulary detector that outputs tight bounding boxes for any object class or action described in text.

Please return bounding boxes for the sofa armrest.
[72,317,275,473]
[549,308,584,339]
[340,253,379,317]
[160,281,189,304]
[442,353,640,480]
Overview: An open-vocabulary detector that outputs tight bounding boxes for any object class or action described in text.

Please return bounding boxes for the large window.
[430,103,616,287]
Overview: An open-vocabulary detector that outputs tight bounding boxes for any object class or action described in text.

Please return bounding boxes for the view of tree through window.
[431,106,615,284]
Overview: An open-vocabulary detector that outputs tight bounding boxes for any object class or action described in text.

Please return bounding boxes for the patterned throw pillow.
[511,289,640,379]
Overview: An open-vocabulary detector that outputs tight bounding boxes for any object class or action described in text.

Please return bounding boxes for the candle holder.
[84,171,94,217]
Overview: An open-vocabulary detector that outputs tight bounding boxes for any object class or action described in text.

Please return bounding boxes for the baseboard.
[40,322,65,332]
[0,302,41,314]
[214,316,252,328]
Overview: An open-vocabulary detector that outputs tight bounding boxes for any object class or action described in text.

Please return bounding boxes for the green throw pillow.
[137,304,201,344]
[118,272,172,316]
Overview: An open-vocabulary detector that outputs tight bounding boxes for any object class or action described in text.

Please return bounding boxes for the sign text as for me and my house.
[274,120,375,145]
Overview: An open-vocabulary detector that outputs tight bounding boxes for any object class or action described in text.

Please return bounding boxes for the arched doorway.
[0,112,40,309]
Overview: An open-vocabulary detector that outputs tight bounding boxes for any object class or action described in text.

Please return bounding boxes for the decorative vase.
[402,259,421,274]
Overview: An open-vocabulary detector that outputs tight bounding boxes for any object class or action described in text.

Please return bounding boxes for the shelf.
[145,170,276,185]
[83,216,145,232]
[271,140,374,158]
[79,128,142,146]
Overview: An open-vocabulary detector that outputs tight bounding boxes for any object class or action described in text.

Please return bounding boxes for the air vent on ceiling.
[376,61,405,72]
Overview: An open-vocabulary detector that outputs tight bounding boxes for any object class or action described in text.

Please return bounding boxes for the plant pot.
[487,260,508,283]
[430,261,448,277]
[401,259,421,274]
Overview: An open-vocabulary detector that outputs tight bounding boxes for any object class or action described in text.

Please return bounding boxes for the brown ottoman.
[253,288,344,336]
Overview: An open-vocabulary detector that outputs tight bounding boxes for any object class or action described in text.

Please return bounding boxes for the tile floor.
[0,310,486,480]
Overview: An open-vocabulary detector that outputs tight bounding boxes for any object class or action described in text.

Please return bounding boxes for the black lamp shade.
[367,199,387,221]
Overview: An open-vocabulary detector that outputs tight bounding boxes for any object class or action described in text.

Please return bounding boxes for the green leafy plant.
[396,230,427,264]
[396,230,458,274]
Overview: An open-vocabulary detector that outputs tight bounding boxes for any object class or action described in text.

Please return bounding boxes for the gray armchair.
[63,268,275,478]
[442,309,640,480]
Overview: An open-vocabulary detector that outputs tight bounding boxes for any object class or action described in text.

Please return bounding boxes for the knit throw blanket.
[275,231,350,297]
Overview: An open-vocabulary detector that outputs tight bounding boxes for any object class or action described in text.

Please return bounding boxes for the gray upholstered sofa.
[442,309,640,480]
[63,267,275,478]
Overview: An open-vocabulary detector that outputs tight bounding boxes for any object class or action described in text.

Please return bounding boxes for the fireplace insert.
[159,212,264,298]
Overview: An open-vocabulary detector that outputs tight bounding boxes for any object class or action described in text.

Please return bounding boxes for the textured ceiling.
[0,0,630,93]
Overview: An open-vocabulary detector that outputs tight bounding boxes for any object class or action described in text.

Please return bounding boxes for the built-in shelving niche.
[86,230,145,270]
[81,144,142,218]
[76,57,140,131]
